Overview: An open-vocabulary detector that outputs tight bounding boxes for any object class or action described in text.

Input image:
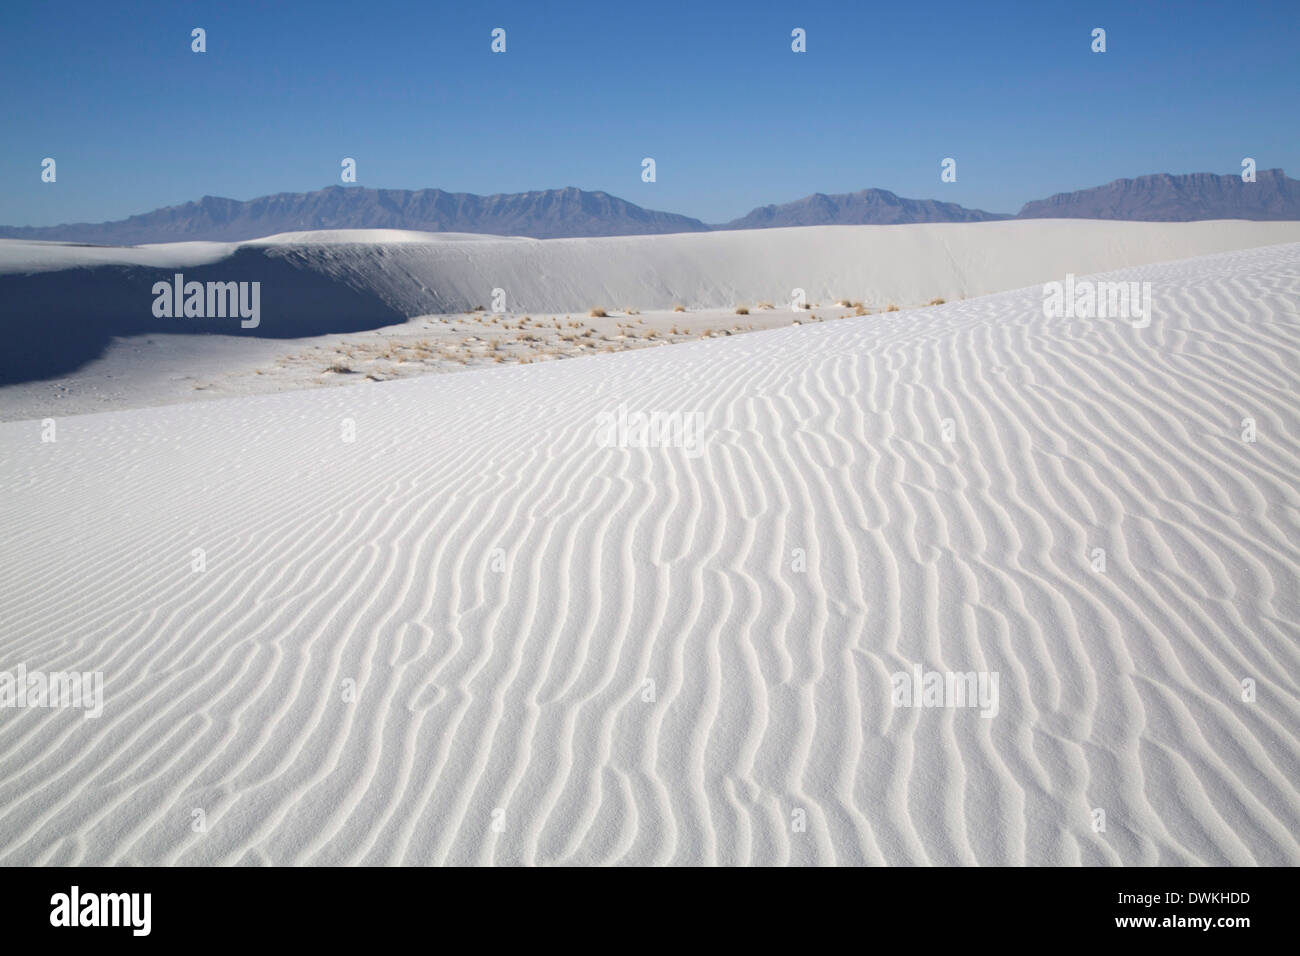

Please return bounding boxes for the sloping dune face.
[4,220,1300,385]
[0,244,1297,865]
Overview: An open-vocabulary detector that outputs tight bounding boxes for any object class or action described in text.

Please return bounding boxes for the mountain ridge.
[1016,168,1300,221]
[0,185,711,244]
[3,170,1297,246]
[713,188,1010,229]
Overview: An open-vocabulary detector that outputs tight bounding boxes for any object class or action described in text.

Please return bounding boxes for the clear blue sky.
[2,0,1297,227]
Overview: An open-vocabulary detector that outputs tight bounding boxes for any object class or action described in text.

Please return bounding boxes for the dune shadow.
[0,246,409,384]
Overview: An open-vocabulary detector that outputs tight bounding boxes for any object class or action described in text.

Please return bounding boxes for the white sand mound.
[0,243,1297,865]
[252,218,1300,316]
[4,218,1300,308]
[6,218,1300,397]
[246,229,523,246]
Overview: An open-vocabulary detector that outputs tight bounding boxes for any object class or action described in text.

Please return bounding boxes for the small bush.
[590,307,607,317]
[735,306,749,315]
[886,304,899,312]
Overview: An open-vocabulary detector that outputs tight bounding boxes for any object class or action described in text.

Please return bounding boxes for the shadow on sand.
[0,246,409,384]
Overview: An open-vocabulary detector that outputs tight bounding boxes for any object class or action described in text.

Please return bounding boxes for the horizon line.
[3,166,1288,232]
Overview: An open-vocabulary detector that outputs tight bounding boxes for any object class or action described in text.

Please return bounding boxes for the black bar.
[0,866,1286,944]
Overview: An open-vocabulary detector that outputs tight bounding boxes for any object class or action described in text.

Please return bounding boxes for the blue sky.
[2,0,1297,227]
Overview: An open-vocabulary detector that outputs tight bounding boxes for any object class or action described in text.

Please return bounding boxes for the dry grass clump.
[735,305,749,315]
[854,305,869,316]
[886,304,900,312]
[590,307,608,317]
[325,363,355,374]
[672,304,686,312]
[927,297,946,306]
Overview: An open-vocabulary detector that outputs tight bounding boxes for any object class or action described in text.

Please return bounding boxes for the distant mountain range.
[3,170,1297,245]
[716,189,1009,229]
[1016,169,1300,221]
[0,186,710,244]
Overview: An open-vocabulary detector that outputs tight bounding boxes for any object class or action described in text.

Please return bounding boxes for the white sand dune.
[6,219,1300,311]
[1,243,1298,865]
[6,218,1300,408]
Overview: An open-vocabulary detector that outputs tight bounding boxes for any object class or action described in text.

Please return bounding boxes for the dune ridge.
[5,219,1300,385]
[0,243,1297,865]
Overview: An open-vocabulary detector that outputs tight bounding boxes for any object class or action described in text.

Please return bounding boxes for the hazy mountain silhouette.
[0,186,711,244]
[4,171,1297,245]
[716,188,1009,229]
[1017,169,1300,221]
